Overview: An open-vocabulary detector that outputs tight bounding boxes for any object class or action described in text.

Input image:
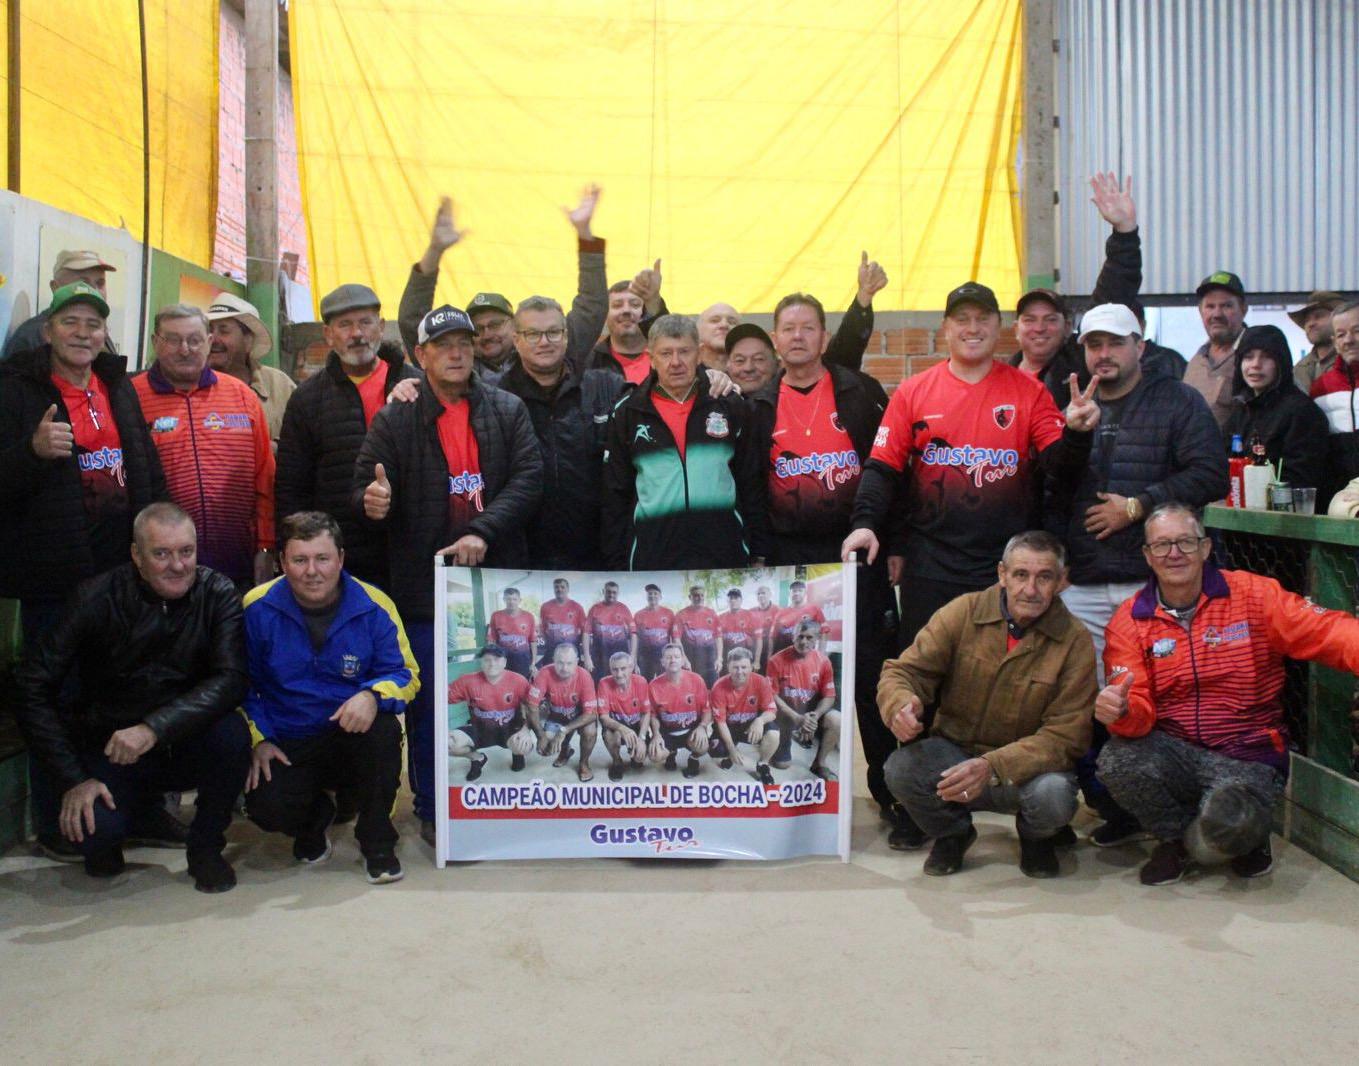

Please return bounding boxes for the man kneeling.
[597,652,654,781]
[648,643,712,777]
[447,644,536,781]
[14,503,251,892]
[1098,503,1359,885]
[708,648,779,786]
[880,531,1094,877]
[243,512,418,884]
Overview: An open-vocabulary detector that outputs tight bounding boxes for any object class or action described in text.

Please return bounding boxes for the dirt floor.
[3,751,1358,1065]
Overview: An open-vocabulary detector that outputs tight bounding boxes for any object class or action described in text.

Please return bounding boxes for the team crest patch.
[993,404,1015,429]
[1151,638,1177,658]
[1203,627,1221,645]
[830,411,846,433]
[151,416,179,433]
[341,654,360,678]
[874,425,889,448]
[705,412,729,439]
[203,413,226,431]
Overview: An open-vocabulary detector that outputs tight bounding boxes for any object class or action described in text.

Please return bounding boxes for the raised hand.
[857,250,888,306]
[1064,373,1102,432]
[630,258,663,315]
[1089,172,1137,233]
[428,196,465,254]
[32,404,74,460]
[364,462,392,520]
[888,694,924,743]
[564,183,602,238]
[1094,671,1134,725]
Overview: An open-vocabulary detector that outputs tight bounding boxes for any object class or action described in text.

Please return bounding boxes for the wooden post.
[7,0,19,192]
[244,0,280,367]
[1022,0,1057,292]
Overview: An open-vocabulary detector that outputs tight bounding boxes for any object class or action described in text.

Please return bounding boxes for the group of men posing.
[5,174,1359,892]
[450,578,837,785]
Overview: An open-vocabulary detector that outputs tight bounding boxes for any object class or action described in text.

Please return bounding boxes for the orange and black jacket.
[1103,564,1359,769]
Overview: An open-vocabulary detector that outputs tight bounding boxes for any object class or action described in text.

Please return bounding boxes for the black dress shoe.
[1019,835,1061,878]
[887,806,928,851]
[84,846,126,879]
[923,825,977,876]
[187,849,237,893]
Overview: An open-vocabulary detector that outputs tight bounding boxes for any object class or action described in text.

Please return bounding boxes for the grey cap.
[320,283,381,323]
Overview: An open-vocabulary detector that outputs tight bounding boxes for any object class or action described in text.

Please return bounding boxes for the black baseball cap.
[726,589,743,598]
[478,644,508,659]
[1016,287,1069,318]
[945,281,1000,316]
[724,322,775,356]
[418,304,476,344]
[1195,271,1246,300]
[466,292,513,318]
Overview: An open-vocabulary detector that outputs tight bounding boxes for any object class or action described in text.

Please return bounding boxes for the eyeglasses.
[155,334,206,351]
[517,328,566,345]
[1144,536,1207,557]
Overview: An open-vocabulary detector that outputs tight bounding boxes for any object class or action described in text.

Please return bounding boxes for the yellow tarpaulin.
[13,0,217,266]
[291,0,1022,315]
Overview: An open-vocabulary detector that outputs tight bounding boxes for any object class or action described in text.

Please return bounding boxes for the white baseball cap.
[1077,303,1142,343]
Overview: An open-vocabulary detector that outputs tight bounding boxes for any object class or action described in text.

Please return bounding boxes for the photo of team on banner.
[444,570,846,789]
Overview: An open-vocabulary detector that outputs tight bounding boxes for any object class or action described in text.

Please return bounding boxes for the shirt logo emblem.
[341,654,360,678]
[873,425,889,448]
[830,411,846,433]
[705,412,729,439]
[151,416,179,433]
[993,404,1015,429]
[1151,638,1177,658]
[634,425,655,443]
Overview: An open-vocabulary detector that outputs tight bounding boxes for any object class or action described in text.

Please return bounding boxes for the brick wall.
[212,3,311,287]
[858,324,1018,393]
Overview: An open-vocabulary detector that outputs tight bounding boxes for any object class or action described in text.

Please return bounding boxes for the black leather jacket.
[13,564,249,792]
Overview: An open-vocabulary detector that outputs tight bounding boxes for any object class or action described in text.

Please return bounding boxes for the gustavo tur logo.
[589,823,699,854]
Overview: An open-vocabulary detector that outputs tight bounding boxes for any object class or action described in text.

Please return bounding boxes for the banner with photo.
[434,562,855,863]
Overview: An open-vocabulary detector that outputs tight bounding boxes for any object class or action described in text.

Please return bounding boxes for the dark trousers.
[897,575,991,654]
[246,715,403,854]
[72,713,251,856]
[683,642,718,688]
[854,560,902,812]
[884,736,1078,841]
[405,620,436,823]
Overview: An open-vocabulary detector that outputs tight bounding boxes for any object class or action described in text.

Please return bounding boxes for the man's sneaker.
[682,757,701,778]
[608,762,625,781]
[1019,835,1061,878]
[36,833,83,863]
[664,752,678,771]
[922,825,977,876]
[364,852,404,885]
[510,753,526,772]
[419,820,436,848]
[887,806,928,851]
[293,804,335,865]
[332,788,360,826]
[756,763,775,787]
[1050,824,1079,849]
[1139,839,1190,886]
[126,805,190,849]
[718,758,733,770]
[187,849,237,893]
[466,754,488,782]
[84,846,126,879]
[1230,840,1274,879]
[1089,814,1150,848]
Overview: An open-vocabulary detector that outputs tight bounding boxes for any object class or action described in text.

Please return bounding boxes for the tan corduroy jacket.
[878,584,1095,787]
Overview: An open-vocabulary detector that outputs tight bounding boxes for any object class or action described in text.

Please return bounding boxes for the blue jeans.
[884,736,1078,841]
[405,621,436,823]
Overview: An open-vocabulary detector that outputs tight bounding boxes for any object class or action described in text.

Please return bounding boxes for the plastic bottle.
[1227,433,1247,508]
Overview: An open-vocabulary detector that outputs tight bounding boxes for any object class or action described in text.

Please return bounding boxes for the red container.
[1227,457,1248,508]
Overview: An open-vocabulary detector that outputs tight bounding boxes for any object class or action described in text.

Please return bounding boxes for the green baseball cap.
[48,281,110,319]
[466,292,513,319]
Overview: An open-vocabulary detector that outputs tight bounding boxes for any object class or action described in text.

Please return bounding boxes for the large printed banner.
[435,564,855,863]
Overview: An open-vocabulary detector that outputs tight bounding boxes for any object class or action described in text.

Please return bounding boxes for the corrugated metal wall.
[1057,0,1357,296]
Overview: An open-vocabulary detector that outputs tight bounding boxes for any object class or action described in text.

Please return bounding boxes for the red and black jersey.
[634,606,676,652]
[766,647,835,710]
[487,609,535,656]
[54,372,129,562]
[718,608,758,650]
[448,670,530,727]
[436,397,485,539]
[767,374,862,539]
[649,670,709,732]
[597,673,652,726]
[709,673,776,724]
[864,360,1065,584]
[768,603,829,654]
[587,601,635,649]
[529,666,598,725]
[673,605,720,648]
[540,598,587,655]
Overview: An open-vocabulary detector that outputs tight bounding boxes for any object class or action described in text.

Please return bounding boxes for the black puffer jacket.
[352,375,542,622]
[274,344,420,587]
[498,360,624,569]
[1051,374,1228,585]
[746,363,888,563]
[1222,325,1329,493]
[0,346,166,602]
[13,564,248,792]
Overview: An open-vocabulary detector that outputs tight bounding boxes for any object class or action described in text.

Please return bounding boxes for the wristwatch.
[1125,495,1144,522]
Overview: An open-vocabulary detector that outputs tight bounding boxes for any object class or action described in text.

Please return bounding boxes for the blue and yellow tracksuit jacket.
[242,572,420,741]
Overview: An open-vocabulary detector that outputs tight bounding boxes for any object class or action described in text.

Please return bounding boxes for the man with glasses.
[1098,503,1359,885]
[135,304,277,589]
[1050,303,1226,847]
[276,283,421,590]
[495,295,626,569]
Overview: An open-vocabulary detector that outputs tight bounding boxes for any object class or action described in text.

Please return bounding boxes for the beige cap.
[52,249,116,275]
[1288,291,1344,329]
[205,292,273,361]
